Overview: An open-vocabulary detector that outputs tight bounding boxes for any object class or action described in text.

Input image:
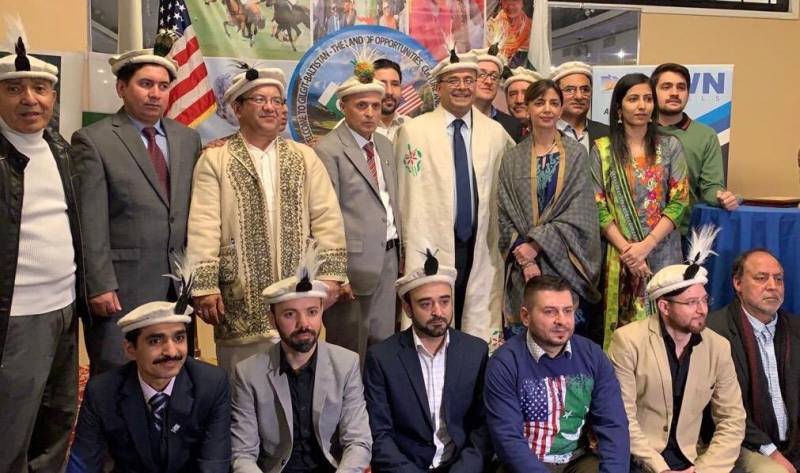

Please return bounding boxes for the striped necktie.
[149,392,169,432]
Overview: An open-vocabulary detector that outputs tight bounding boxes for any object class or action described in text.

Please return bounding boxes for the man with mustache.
[364,248,494,472]
[72,32,203,375]
[230,247,371,473]
[472,46,524,143]
[485,275,629,472]
[186,67,347,374]
[652,63,738,236]
[551,61,609,154]
[315,58,402,360]
[0,28,86,473]
[707,249,800,473]
[373,59,408,142]
[395,48,514,349]
[68,285,231,473]
[502,66,542,139]
[608,227,745,473]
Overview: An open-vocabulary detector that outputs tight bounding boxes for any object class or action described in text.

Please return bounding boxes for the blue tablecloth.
[690,204,800,315]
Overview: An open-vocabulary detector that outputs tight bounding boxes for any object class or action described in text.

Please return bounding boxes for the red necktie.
[142,126,170,200]
[363,142,379,187]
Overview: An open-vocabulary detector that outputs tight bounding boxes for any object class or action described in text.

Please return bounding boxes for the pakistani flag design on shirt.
[519,374,594,462]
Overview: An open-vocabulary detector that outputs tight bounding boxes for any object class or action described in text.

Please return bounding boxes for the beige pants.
[736,448,788,473]
[216,337,278,376]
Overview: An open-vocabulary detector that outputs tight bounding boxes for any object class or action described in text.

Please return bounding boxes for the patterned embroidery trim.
[193,261,219,293]
[277,137,306,279]
[318,247,348,278]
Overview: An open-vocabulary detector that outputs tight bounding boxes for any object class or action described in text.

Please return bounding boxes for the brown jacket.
[608,315,745,473]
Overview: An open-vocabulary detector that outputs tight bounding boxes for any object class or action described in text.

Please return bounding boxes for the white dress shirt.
[138,371,176,409]
[375,114,409,142]
[346,125,399,241]
[557,119,591,154]
[413,328,454,468]
[245,139,279,242]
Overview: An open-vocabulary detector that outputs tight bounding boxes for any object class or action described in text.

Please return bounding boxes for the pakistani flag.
[318,82,344,118]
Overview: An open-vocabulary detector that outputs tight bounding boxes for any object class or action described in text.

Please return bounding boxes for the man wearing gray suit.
[72,39,202,375]
[315,57,402,359]
[231,248,372,473]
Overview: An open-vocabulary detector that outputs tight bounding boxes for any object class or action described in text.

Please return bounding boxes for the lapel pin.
[171,424,181,433]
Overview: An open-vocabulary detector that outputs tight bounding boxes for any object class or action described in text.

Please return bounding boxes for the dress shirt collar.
[743,306,778,337]
[444,108,472,130]
[279,344,318,376]
[557,118,587,137]
[138,371,176,403]
[345,122,373,149]
[526,331,572,362]
[412,327,450,357]
[127,113,165,137]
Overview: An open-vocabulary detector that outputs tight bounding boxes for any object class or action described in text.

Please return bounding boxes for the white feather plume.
[442,31,455,55]
[686,224,720,266]
[3,14,27,54]
[487,22,506,49]
[296,240,324,282]
[162,249,196,314]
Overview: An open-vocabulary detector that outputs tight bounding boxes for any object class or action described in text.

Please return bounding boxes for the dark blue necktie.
[452,118,473,242]
[149,392,169,432]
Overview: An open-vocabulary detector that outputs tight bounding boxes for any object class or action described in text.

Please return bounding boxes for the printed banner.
[287,25,437,144]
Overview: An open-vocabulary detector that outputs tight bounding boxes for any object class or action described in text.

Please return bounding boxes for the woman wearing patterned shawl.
[498,80,602,340]
[591,73,689,349]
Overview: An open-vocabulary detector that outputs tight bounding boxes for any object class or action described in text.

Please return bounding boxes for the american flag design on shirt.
[519,374,593,462]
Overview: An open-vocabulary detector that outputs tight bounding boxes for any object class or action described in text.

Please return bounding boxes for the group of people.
[1,20,797,473]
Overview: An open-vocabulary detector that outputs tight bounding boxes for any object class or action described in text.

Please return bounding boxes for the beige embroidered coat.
[187,133,347,344]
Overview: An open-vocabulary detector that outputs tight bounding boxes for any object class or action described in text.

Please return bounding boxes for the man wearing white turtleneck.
[0,43,84,473]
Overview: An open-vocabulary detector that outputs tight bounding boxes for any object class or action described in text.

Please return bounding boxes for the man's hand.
[513,242,538,266]
[522,262,542,282]
[716,189,740,211]
[89,291,122,317]
[193,294,225,325]
[338,283,355,303]
[320,279,341,309]
[769,450,797,473]
[202,138,228,150]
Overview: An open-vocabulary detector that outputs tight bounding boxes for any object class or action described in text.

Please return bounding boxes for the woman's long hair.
[608,73,659,165]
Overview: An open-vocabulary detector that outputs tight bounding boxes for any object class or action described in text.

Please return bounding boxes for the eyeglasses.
[243,95,285,107]
[441,77,476,88]
[561,86,592,96]
[666,296,713,309]
[477,71,500,83]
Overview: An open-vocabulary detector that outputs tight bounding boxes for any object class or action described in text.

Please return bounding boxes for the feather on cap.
[646,224,720,300]
[262,241,329,306]
[336,46,385,100]
[395,247,457,297]
[223,63,286,104]
[0,14,59,83]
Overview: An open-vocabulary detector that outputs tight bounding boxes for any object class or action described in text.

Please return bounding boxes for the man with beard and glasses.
[707,249,800,473]
[502,67,542,140]
[68,271,231,473]
[608,226,745,473]
[485,275,629,472]
[652,63,738,236]
[551,61,608,155]
[471,43,524,143]
[230,245,371,473]
[364,249,493,472]
[373,59,409,142]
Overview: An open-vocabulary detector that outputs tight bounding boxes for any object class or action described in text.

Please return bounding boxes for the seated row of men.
[67,240,798,473]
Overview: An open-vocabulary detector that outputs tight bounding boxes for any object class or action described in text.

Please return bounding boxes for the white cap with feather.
[647,225,720,300]
[431,33,480,80]
[117,251,195,333]
[108,29,179,79]
[472,27,507,73]
[0,15,58,84]
[395,248,457,298]
[502,66,543,90]
[223,62,287,104]
[550,61,593,83]
[262,242,328,306]
[336,46,385,100]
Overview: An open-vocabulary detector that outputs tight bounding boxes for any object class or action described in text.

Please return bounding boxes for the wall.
[0,0,88,52]
[639,12,800,198]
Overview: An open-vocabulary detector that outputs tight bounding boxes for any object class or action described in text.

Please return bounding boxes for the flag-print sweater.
[485,332,630,472]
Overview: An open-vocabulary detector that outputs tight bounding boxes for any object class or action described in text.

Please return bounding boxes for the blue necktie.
[452,118,473,242]
[149,392,169,432]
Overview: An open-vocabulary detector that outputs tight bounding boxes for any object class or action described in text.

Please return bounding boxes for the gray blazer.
[71,108,201,311]
[315,124,402,295]
[231,341,372,473]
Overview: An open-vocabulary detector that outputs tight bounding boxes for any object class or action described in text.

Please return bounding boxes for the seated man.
[231,245,372,473]
[608,227,746,473]
[364,249,493,472]
[485,275,629,472]
[707,249,800,473]
[68,273,231,473]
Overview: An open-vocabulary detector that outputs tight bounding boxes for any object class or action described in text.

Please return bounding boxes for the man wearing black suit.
[68,296,230,473]
[472,48,522,143]
[364,250,493,472]
[551,61,609,154]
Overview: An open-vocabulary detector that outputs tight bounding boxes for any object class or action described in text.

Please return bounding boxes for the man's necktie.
[363,141,379,187]
[149,392,169,433]
[142,126,170,200]
[452,118,473,242]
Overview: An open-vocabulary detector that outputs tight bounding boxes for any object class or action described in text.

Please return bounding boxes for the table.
[690,204,800,315]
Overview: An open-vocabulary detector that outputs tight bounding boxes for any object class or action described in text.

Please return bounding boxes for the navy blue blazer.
[67,357,231,473]
[364,328,493,472]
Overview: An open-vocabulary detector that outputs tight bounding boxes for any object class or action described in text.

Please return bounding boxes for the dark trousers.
[0,303,78,473]
[453,235,475,330]
[497,453,600,473]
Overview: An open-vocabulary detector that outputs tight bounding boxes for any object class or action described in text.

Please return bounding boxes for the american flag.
[395,84,423,116]
[521,376,566,459]
[159,0,217,126]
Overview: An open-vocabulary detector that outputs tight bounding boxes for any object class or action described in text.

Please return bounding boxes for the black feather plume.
[245,68,259,81]
[423,249,439,276]
[449,49,459,64]
[501,65,512,81]
[153,29,177,57]
[682,264,700,281]
[14,37,30,72]
[488,43,499,56]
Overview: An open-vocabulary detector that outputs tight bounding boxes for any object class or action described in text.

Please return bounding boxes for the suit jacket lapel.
[442,329,461,424]
[111,109,169,207]
[337,125,380,197]
[375,135,401,234]
[398,330,434,430]
[119,369,157,470]
[267,343,294,439]
[163,118,183,209]
[165,368,194,472]
[648,316,674,413]
[312,343,332,434]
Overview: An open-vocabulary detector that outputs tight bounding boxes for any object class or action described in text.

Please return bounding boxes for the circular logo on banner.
[288,25,437,145]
